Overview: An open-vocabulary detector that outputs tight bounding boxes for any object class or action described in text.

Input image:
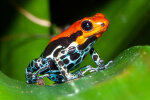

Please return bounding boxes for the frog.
[25,13,112,85]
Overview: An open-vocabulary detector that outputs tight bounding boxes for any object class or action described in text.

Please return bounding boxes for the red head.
[49,13,109,45]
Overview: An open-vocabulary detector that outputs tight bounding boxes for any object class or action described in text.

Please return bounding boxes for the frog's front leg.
[75,47,113,76]
[55,59,79,82]
[54,46,79,82]
[72,65,95,76]
[90,47,113,70]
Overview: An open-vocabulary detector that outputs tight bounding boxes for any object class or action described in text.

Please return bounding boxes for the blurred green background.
[0,0,150,99]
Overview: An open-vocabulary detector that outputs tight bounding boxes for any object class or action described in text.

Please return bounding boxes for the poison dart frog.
[25,13,112,85]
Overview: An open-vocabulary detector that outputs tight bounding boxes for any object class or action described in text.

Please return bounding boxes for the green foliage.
[0,0,50,81]
[0,0,150,99]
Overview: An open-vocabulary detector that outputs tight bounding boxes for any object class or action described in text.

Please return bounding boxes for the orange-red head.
[49,13,109,45]
[79,13,109,39]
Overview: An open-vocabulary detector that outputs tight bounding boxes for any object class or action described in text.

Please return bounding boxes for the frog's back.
[42,30,83,58]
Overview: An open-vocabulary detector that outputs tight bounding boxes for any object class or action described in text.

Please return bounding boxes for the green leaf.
[0,46,150,99]
[0,0,50,81]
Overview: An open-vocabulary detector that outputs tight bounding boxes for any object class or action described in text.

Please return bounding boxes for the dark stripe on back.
[78,36,97,50]
[42,31,83,57]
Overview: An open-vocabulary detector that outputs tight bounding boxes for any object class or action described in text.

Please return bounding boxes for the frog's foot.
[73,61,113,77]
[81,65,99,74]
[72,65,99,77]
[25,71,37,84]
[37,78,45,85]
[62,73,80,82]
[105,60,113,68]
[62,61,113,82]
[36,74,50,85]
[98,60,113,70]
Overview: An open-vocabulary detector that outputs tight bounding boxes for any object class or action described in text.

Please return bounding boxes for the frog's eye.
[81,20,93,31]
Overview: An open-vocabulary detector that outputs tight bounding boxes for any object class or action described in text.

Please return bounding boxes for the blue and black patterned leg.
[54,46,79,82]
[90,47,113,70]
[25,59,39,84]
[25,58,50,84]
[72,48,113,76]
[55,59,79,82]
[72,65,99,77]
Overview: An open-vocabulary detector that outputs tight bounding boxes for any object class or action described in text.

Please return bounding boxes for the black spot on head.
[70,53,80,60]
[63,59,69,64]
[93,55,98,61]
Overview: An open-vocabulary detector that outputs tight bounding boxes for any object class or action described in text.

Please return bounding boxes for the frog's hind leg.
[25,59,39,84]
[47,74,64,83]
[25,58,50,84]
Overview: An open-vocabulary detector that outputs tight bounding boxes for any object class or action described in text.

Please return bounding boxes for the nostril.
[101,23,105,27]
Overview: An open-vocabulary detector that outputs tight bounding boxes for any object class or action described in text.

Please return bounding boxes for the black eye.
[81,20,93,31]
[101,23,105,27]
